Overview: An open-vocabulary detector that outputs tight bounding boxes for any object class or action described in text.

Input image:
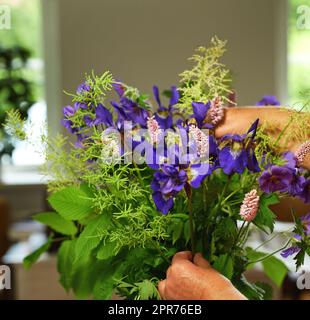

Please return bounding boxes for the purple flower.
[281,213,310,258]
[61,104,79,134]
[94,104,113,126]
[288,174,306,196]
[191,101,212,128]
[113,81,126,97]
[111,97,149,127]
[151,164,187,214]
[281,246,301,258]
[297,178,310,204]
[83,104,113,127]
[218,120,260,175]
[258,165,293,193]
[153,85,179,129]
[76,82,91,94]
[256,95,280,106]
[282,151,297,169]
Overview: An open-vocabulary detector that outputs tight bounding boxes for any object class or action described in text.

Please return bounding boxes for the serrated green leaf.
[57,240,76,290]
[75,214,112,262]
[136,280,160,300]
[294,249,305,270]
[23,238,52,269]
[213,254,234,280]
[97,241,117,260]
[48,184,93,221]
[255,282,273,300]
[253,193,278,233]
[33,212,77,236]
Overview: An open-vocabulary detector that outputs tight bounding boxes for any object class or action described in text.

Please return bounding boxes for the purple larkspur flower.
[76,82,91,94]
[218,119,260,175]
[153,85,179,129]
[256,95,280,106]
[281,213,310,258]
[258,165,293,193]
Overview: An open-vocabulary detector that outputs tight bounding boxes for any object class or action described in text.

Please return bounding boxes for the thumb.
[193,253,211,270]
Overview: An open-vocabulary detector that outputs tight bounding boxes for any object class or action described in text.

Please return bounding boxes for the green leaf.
[96,241,117,260]
[57,240,76,290]
[213,254,234,280]
[23,238,52,269]
[33,212,77,236]
[255,282,273,300]
[294,249,305,270]
[136,280,161,300]
[183,220,190,244]
[262,256,288,287]
[172,220,183,244]
[246,248,288,287]
[234,275,265,300]
[74,214,112,262]
[253,193,278,233]
[48,184,94,221]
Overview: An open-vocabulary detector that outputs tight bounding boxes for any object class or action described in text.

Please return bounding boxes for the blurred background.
[0,0,309,300]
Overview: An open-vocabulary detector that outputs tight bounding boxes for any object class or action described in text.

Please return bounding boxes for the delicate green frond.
[177,36,233,114]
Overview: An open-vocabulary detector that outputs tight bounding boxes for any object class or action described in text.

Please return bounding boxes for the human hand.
[158,251,247,300]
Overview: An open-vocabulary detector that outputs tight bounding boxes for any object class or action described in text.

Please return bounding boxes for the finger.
[172,251,193,265]
[166,266,172,278]
[158,280,166,300]
[193,253,211,269]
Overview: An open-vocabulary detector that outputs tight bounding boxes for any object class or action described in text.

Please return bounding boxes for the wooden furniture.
[0,197,9,258]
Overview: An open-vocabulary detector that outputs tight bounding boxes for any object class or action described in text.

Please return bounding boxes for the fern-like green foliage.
[177,36,233,114]
[4,109,27,140]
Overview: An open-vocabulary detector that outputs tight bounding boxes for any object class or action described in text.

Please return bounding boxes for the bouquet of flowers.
[6,37,310,300]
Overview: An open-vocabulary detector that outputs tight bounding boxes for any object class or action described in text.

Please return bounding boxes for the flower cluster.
[258,152,309,204]
[9,40,309,300]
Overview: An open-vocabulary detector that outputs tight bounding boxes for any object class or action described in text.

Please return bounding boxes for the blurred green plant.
[0,45,36,158]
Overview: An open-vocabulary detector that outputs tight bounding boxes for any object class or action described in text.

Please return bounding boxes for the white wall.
[44,0,287,130]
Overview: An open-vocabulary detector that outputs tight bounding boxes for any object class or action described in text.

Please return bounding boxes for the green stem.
[253,233,280,251]
[246,239,291,266]
[153,242,170,265]
[188,189,196,255]
[133,162,154,208]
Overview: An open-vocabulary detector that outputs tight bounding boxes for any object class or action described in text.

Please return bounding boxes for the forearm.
[215,107,310,169]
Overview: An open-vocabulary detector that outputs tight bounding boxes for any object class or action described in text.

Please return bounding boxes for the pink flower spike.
[210,97,224,126]
[239,189,260,222]
[295,140,310,165]
[189,125,209,157]
[147,116,162,144]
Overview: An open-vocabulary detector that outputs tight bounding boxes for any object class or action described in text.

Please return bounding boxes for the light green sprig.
[177,36,233,114]
[4,109,27,140]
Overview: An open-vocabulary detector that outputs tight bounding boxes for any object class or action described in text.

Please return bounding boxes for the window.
[288,0,310,108]
[0,0,45,183]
